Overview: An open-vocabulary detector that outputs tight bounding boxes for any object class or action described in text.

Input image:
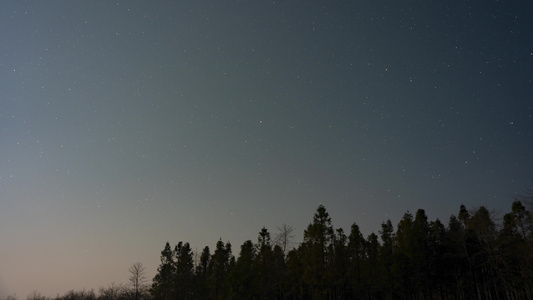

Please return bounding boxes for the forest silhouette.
[16,200,533,300]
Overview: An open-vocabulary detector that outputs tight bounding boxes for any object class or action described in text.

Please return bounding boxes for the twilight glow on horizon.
[1,1,532,297]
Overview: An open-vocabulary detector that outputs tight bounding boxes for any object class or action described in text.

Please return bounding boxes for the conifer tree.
[271,244,287,298]
[150,242,175,300]
[195,246,211,299]
[174,242,194,299]
[210,239,232,299]
[379,220,395,298]
[145,202,533,299]
[255,227,276,298]
[285,247,304,299]
[392,211,415,298]
[330,228,350,298]
[412,209,431,297]
[348,222,366,297]
[230,240,255,299]
[364,233,382,297]
[301,204,335,298]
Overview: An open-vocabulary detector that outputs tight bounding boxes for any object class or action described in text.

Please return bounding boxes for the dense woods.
[18,200,533,300]
[149,201,533,300]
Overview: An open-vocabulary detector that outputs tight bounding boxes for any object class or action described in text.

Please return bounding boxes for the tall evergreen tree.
[257,227,271,250]
[499,201,533,298]
[412,209,431,297]
[174,242,194,299]
[458,204,470,227]
[301,204,335,299]
[427,219,449,297]
[466,206,500,299]
[392,211,415,298]
[364,233,382,298]
[195,246,211,299]
[255,227,277,298]
[329,228,350,299]
[511,200,533,241]
[285,247,304,299]
[379,219,395,298]
[150,242,175,300]
[230,240,255,299]
[209,239,233,299]
[271,244,287,299]
[348,222,365,298]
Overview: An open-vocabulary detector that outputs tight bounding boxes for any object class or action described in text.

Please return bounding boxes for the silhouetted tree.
[229,240,255,299]
[128,262,146,300]
[209,239,232,299]
[195,246,211,299]
[412,209,431,298]
[274,224,295,255]
[329,228,350,299]
[271,244,287,298]
[379,219,395,298]
[466,206,500,299]
[348,222,366,298]
[511,200,533,241]
[26,291,49,300]
[255,227,278,298]
[150,242,174,300]
[174,242,194,299]
[142,203,533,299]
[301,204,335,299]
[364,232,382,298]
[97,283,123,300]
[428,218,449,297]
[285,247,304,299]
[57,289,96,300]
[392,211,415,298]
[458,204,470,227]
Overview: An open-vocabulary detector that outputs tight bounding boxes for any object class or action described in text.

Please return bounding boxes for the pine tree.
[466,206,500,299]
[379,220,395,298]
[511,200,532,241]
[174,242,194,299]
[271,244,287,299]
[392,211,415,298]
[255,227,276,298]
[301,204,335,299]
[329,228,350,299]
[150,242,175,300]
[210,239,232,299]
[428,219,449,297]
[195,246,211,299]
[348,222,365,298]
[412,209,431,297]
[285,247,304,299]
[230,240,256,299]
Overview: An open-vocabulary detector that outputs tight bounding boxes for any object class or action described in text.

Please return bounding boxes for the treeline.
[20,283,146,300]
[14,200,533,300]
[149,201,533,300]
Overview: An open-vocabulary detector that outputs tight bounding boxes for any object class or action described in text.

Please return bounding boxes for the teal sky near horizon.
[1,1,533,297]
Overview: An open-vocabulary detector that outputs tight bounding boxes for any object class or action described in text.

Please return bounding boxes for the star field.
[1,1,532,297]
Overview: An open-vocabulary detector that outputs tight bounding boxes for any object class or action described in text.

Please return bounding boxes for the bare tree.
[98,283,123,300]
[129,262,146,300]
[26,291,48,300]
[274,224,295,254]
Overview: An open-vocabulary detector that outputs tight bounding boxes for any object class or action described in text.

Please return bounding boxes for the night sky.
[1,1,532,297]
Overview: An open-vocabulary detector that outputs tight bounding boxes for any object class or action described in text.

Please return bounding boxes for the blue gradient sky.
[1,1,532,297]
